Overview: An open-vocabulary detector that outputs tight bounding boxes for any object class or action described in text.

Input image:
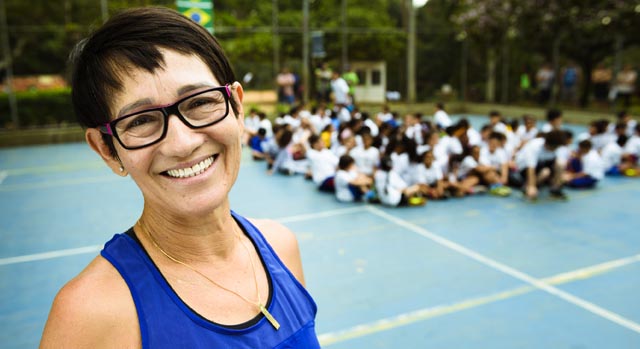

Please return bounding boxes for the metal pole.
[302,0,310,104]
[0,0,18,128]
[341,0,347,72]
[460,38,467,103]
[272,0,280,79]
[407,0,416,103]
[101,0,108,23]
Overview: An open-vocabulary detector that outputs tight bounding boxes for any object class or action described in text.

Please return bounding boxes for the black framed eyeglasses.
[99,85,231,150]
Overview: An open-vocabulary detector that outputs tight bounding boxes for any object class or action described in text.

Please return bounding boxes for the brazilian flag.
[177,0,214,33]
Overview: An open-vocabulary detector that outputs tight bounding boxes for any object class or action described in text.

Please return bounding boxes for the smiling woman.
[39,7,320,349]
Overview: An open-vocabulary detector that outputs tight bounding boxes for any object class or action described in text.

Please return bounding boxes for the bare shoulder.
[40,255,140,349]
[249,218,306,286]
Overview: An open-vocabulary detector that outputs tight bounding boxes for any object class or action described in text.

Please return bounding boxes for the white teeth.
[166,156,214,178]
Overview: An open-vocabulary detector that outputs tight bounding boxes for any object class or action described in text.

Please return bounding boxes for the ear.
[85,128,127,176]
[231,81,245,131]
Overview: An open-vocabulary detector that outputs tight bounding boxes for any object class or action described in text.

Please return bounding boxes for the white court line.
[0,175,122,192]
[0,170,8,184]
[0,207,366,266]
[275,206,368,223]
[365,205,640,334]
[318,252,640,346]
[0,245,102,266]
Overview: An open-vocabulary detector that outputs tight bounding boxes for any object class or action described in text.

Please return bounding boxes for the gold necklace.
[138,220,280,330]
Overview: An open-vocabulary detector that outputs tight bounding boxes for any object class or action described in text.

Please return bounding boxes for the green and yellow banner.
[177,0,214,33]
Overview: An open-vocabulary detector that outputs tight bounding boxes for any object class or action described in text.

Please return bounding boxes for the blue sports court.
[1,116,639,348]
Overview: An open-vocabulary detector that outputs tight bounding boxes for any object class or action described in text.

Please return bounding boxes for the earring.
[119,166,125,172]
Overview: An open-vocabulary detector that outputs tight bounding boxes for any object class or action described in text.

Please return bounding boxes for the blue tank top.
[101,211,320,348]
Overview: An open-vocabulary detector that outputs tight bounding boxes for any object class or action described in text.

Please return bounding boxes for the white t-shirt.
[374,170,407,206]
[259,118,273,138]
[331,77,350,105]
[467,128,482,146]
[306,148,338,185]
[540,122,554,133]
[244,115,260,133]
[405,124,424,145]
[377,112,393,123]
[600,142,623,170]
[439,136,463,156]
[433,110,452,128]
[283,115,301,129]
[480,146,508,170]
[335,169,358,202]
[350,146,380,176]
[623,135,640,156]
[412,163,443,186]
[363,118,379,137]
[515,137,557,170]
[391,152,411,182]
[459,156,479,179]
[516,125,538,143]
[582,150,605,180]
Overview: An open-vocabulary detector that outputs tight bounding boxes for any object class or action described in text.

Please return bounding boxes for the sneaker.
[489,185,512,197]
[408,196,427,206]
[470,185,488,195]
[549,189,568,201]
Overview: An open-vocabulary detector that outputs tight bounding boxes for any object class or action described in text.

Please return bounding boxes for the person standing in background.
[592,63,612,107]
[276,67,296,106]
[613,64,637,109]
[536,63,555,105]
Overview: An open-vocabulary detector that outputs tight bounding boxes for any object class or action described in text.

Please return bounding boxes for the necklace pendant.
[259,304,280,330]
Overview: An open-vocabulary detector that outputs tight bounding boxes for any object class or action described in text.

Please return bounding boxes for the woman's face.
[106,49,244,218]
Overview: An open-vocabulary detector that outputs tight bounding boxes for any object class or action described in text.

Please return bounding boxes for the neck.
[136,201,239,264]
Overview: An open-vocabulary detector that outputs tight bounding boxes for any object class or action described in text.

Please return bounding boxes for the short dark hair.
[578,139,592,152]
[544,130,567,149]
[546,109,563,122]
[489,110,501,118]
[69,7,237,157]
[338,154,355,170]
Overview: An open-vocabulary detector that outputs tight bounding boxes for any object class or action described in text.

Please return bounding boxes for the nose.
[159,113,202,157]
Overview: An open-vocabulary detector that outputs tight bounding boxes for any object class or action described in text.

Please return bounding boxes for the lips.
[164,155,217,178]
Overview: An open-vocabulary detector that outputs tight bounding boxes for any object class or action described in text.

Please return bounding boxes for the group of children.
[243,103,640,206]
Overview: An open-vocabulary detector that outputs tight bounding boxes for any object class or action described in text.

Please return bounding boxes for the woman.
[40,7,319,348]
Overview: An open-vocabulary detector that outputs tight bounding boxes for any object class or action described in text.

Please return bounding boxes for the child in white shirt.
[564,140,604,188]
[306,134,339,192]
[374,156,427,206]
[335,155,373,202]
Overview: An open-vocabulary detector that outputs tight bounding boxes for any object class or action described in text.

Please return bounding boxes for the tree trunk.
[500,38,509,104]
[486,47,496,103]
[579,57,593,108]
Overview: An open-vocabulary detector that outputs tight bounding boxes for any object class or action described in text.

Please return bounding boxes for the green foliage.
[0,89,74,128]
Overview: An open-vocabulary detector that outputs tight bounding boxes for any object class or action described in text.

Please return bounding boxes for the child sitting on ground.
[306,134,339,192]
[457,145,512,197]
[375,155,428,207]
[335,155,373,202]
[248,128,268,161]
[410,149,452,199]
[564,140,604,188]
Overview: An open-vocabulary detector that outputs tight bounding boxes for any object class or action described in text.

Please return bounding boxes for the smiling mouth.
[164,155,217,178]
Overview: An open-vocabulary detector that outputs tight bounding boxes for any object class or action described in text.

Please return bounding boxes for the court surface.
[1,117,639,348]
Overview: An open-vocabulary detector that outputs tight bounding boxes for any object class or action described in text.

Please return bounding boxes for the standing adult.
[276,67,296,106]
[591,63,612,107]
[614,64,637,109]
[314,62,333,103]
[40,7,320,348]
[561,62,580,105]
[536,63,555,105]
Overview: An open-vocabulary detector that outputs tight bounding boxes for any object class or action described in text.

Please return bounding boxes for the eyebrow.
[116,83,216,118]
